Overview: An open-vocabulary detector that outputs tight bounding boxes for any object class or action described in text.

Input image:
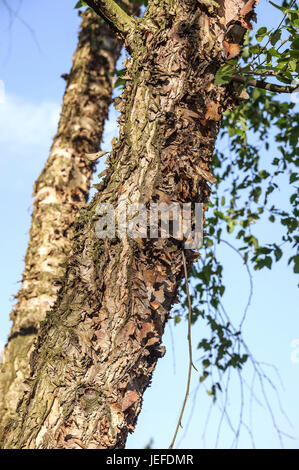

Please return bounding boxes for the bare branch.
[169,251,196,449]
[85,0,134,38]
[231,74,297,94]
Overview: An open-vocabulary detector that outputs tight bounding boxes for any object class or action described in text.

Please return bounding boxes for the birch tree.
[0,7,123,437]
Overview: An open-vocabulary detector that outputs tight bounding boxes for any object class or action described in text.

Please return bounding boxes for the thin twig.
[231,74,297,93]
[2,0,41,52]
[169,320,177,375]
[220,238,253,329]
[248,0,296,68]
[85,0,135,38]
[169,250,196,449]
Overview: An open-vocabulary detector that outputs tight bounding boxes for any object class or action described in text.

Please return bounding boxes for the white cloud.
[0,93,60,154]
[0,93,60,190]
[0,92,121,195]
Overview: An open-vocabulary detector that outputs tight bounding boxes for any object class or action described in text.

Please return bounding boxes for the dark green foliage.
[215,0,299,86]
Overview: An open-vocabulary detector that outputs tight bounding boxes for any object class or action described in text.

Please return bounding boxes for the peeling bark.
[1,0,255,449]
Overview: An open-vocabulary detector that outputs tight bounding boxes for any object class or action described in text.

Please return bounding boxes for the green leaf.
[205,238,214,247]
[270,29,281,46]
[291,37,299,50]
[256,27,268,42]
[227,220,237,233]
[288,59,297,71]
[200,371,209,382]
[264,256,273,269]
[203,359,210,369]
[290,172,298,183]
[269,1,289,13]
[214,63,236,85]
[74,0,87,8]
[274,246,283,262]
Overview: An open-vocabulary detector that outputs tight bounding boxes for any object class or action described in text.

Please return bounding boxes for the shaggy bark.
[0,10,122,430]
[1,0,255,449]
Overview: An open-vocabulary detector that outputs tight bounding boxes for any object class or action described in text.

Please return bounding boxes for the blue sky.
[0,0,298,449]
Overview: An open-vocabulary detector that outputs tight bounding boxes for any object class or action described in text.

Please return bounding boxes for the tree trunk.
[0,10,122,431]
[1,0,255,449]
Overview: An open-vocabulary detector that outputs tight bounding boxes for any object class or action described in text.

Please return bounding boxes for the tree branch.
[169,251,196,449]
[231,74,297,94]
[85,0,134,38]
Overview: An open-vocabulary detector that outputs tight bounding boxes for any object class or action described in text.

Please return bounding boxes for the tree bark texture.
[1,0,256,449]
[0,11,122,432]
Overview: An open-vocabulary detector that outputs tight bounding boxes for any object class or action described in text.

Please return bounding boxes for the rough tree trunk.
[0,10,122,431]
[1,0,255,449]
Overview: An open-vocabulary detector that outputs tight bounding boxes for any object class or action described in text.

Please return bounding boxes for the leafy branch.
[215,1,299,92]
